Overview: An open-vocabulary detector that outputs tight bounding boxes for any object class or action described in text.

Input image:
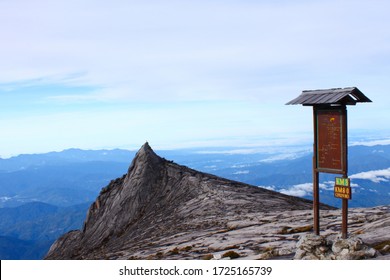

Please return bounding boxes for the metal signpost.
[287,87,371,239]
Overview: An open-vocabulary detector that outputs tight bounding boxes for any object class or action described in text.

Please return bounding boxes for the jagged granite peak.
[45,143,330,260]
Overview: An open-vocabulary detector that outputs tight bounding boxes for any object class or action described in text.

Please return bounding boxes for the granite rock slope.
[45,142,324,260]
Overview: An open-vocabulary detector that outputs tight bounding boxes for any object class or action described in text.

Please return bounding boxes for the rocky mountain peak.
[123,141,165,186]
[45,143,334,260]
[132,142,159,164]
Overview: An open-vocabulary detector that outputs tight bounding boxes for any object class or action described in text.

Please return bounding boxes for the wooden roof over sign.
[286,87,372,106]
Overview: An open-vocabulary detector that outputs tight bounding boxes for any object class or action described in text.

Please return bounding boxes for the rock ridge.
[44,143,340,260]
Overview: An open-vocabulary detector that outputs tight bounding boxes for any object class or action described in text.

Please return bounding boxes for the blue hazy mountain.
[0,148,135,172]
[0,150,134,207]
[0,201,89,259]
[0,236,53,260]
[0,202,89,240]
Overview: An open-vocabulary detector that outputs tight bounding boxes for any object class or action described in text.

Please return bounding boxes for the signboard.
[316,109,346,173]
[287,87,371,239]
[334,177,351,199]
[335,177,349,186]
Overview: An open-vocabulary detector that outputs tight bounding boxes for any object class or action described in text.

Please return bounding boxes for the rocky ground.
[45,143,390,260]
[108,206,390,260]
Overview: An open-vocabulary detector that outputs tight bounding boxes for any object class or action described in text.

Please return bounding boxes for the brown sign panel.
[316,109,346,173]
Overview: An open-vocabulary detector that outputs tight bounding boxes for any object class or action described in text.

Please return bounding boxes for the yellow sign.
[334,177,351,199]
[334,186,351,199]
[335,177,350,187]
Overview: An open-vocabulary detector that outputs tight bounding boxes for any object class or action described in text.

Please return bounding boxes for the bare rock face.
[45,143,319,260]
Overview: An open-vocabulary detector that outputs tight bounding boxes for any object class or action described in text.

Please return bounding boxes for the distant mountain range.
[0,143,389,259]
[0,236,53,260]
[0,150,133,207]
[1,144,389,208]
[0,202,89,259]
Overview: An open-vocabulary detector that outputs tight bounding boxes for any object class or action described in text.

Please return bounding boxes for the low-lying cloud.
[279,182,333,197]
[350,168,390,183]
[280,183,313,197]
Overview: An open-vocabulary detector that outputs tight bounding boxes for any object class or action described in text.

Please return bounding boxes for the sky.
[1,0,390,157]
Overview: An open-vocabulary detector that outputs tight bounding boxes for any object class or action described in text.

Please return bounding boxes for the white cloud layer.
[233,170,250,175]
[350,168,390,183]
[350,138,390,146]
[280,182,332,197]
[259,186,276,192]
[280,183,313,197]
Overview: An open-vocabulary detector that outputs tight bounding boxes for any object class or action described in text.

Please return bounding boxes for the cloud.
[350,138,390,146]
[280,183,313,197]
[233,170,250,175]
[258,150,309,163]
[0,197,12,202]
[1,0,390,103]
[259,186,276,192]
[197,148,262,155]
[280,182,331,197]
[196,145,311,156]
[319,181,334,191]
[350,168,390,183]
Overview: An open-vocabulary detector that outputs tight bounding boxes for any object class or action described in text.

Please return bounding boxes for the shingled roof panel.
[286,87,372,105]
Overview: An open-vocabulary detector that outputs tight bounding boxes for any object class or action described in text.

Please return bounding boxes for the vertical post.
[341,106,348,239]
[313,166,320,235]
[313,107,320,235]
[341,198,348,239]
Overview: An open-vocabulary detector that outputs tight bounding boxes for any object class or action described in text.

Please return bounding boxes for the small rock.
[294,249,306,260]
[367,248,377,258]
[340,248,349,256]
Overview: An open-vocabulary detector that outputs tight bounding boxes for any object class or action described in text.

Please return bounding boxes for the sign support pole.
[313,168,320,235]
[341,107,348,239]
[312,107,320,235]
[342,198,348,238]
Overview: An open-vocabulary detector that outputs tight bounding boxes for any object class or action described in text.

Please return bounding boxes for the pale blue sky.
[1,0,389,157]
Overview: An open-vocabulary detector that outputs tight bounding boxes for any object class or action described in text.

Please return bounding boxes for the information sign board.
[316,109,346,173]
